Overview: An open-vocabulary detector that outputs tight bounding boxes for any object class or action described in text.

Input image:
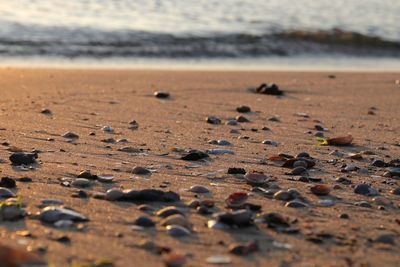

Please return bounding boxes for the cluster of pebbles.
[1,82,400,267]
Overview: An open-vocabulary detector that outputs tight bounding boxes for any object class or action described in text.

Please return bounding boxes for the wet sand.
[0,68,400,267]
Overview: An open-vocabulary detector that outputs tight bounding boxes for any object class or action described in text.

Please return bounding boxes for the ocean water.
[1,0,400,69]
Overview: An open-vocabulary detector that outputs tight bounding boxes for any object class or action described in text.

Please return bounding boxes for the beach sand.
[0,68,399,267]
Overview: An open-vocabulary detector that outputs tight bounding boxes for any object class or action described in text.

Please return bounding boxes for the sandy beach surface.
[0,68,399,267]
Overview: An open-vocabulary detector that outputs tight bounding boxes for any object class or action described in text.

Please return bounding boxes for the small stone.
[371,160,386,167]
[181,150,209,161]
[268,116,280,122]
[72,190,88,198]
[225,192,248,208]
[18,177,32,183]
[236,115,250,123]
[97,174,114,183]
[0,204,24,221]
[273,190,291,201]
[102,126,114,133]
[217,140,231,146]
[189,185,210,193]
[344,164,358,172]
[229,241,258,255]
[133,216,155,227]
[288,167,307,175]
[207,149,234,155]
[41,108,52,115]
[354,184,379,196]
[374,234,395,245]
[315,125,324,131]
[227,167,246,174]
[236,106,251,113]
[208,139,218,145]
[129,120,139,130]
[206,116,221,125]
[71,178,90,188]
[255,83,283,95]
[285,200,307,208]
[260,212,290,228]
[226,120,238,126]
[62,132,79,139]
[132,166,151,175]
[262,140,278,146]
[163,252,188,267]
[156,206,184,218]
[154,91,170,98]
[387,167,400,177]
[9,152,38,165]
[166,225,190,237]
[293,160,307,168]
[310,185,331,196]
[214,210,252,226]
[0,177,16,188]
[161,214,192,229]
[319,199,335,207]
[77,170,97,180]
[105,188,124,201]
[354,201,372,208]
[0,187,16,199]
[39,206,88,223]
[339,213,349,219]
[244,171,269,186]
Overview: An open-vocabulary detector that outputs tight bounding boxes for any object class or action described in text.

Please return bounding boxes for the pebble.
[133,216,155,227]
[273,190,291,201]
[339,213,349,219]
[207,149,234,155]
[335,177,352,185]
[77,170,97,180]
[0,177,16,188]
[154,91,170,98]
[225,192,248,208]
[354,184,379,196]
[0,187,16,199]
[288,167,307,175]
[161,214,192,229]
[262,140,278,146]
[41,108,52,115]
[217,140,231,146]
[387,167,400,177]
[39,206,88,223]
[236,115,250,122]
[354,201,372,208]
[97,174,114,183]
[236,105,251,113]
[319,199,335,207]
[310,185,331,196]
[206,116,222,125]
[371,160,386,167]
[244,171,269,186]
[343,164,358,172]
[0,204,24,220]
[229,240,259,255]
[132,166,151,175]
[293,160,307,168]
[128,120,139,130]
[255,83,283,95]
[62,132,79,139]
[227,167,246,174]
[163,253,188,267]
[9,152,38,165]
[157,206,184,218]
[123,189,180,202]
[214,210,252,226]
[208,139,218,145]
[105,188,124,201]
[181,150,209,161]
[71,178,91,188]
[260,212,290,228]
[374,234,395,245]
[166,225,191,237]
[285,200,307,208]
[189,185,210,193]
[226,120,238,126]
[102,126,114,133]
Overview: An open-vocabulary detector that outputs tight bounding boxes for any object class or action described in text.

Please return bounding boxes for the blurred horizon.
[1,0,400,69]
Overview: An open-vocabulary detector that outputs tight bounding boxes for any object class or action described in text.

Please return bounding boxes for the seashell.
[310,185,331,196]
[189,185,210,193]
[166,225,190,237]
[97,174,114,183]
[39,206,88,223]
[244,171,269,186]
[225,192,248,208]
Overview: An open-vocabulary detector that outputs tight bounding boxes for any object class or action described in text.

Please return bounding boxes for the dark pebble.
[9,152,38,165]
[335,177,352,185]
[206,116,221,125]
[18,177,33,183]
[371,160,386,167]
[0,177,16,188]
[77,170,97,180]
[339,213,349,219]
[314,125,324,131]
[154,91,170,98]
[181,150,209,161]
[133,216,155,227]
[255,83,283,95]
[354,184,378,196]
[374,234,395,245]
[236,106,251,113]
[227,167,246,174]
[236,115,250,123]
[296,152,310,158]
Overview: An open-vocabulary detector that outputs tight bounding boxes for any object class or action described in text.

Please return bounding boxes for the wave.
[0,26,399,58]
